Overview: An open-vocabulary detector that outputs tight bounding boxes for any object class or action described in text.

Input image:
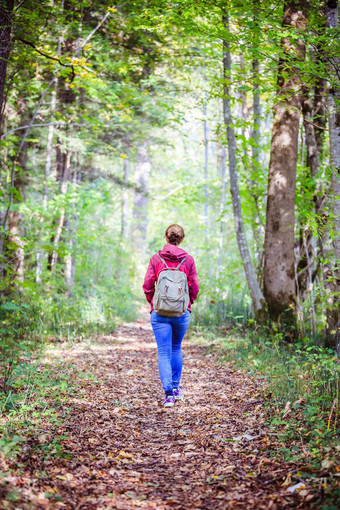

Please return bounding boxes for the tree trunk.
[250,56,265,266]
[48,28,77,275]
[133,144,150,255]
[121,154,130,240]
[314,78,328,157]
[222,12,266,316]
[251,58,261,174]
[64,165,78,293]
[36,70,59,283]
[64,216,73,290]
[297,92,321,304]
[203,101,209,243]
[0,0,15,128]
[263,1,308,327]
[325,0,340,350]
[5,100,29,288]
[295,75,327,334]
[50,150,72,274]
[250,0,265,256]
[239,53,265,266]
[302,95,320,181]
[8,211,24,284]
[218,139,227,273]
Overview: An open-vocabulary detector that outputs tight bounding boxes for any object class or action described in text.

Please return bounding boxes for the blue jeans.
[150,310,191,393]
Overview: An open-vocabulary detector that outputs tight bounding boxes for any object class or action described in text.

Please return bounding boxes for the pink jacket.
[143,244,199,312]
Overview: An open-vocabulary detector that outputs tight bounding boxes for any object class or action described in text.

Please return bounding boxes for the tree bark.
[222,12,266,316]
[325,0,340,350]
[263,1,308,326]
[251,57,261,175]
[64,216,73,290]
[8,211,24,284]
[295,74,327,334]
[297,91,321,304]
[250,56,265,266]
[302,95,320,181]
[239,53,265,266]
[314,78,328,156]
[0,0,15,128]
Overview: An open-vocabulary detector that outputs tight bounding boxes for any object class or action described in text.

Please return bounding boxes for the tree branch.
[1,8,114,229]
[17,38,74,68]
[0,122,87,139]
[76,10,112,54]
[2,76,57,230]
[14,1,26,12]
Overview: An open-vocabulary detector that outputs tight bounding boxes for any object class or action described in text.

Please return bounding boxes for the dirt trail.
[8,315,307,509]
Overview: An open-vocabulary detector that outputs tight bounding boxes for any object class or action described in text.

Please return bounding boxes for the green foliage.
[0,350,92,460]
[199,326,340,465]
[192,298,251,330]
[1,0,338,346]
[0,298,42,393]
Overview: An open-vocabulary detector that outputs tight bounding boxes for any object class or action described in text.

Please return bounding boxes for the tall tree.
[325,0,340,349]
[222,11,265,316]
[0,0,14,128]
[7,100,29,285]
[217,137,227,274]
[263,0,308,328]
[203,100,209,243]
[121,154,130,240]
[133,144,150,256]
[249,4,265,267]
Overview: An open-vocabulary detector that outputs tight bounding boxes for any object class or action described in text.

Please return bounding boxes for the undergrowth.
[190,311,340,507]
[0,287,138,398]
[192,323,339,452]
[0,347,97,458]
[0,339,102,509]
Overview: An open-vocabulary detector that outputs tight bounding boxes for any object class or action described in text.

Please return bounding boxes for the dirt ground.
[2,314,311,509]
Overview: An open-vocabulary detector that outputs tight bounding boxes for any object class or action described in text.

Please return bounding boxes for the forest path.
[13,314,306,509]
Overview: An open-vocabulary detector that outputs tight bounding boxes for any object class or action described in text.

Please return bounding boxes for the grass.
[190,320,340,508]
[0,338,105,508]
[192,324,339,446]
[191,299,339,441]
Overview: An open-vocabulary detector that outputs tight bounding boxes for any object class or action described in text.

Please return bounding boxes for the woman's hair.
[165,224,185,246]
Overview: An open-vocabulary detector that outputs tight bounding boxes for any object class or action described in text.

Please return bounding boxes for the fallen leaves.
[117,450,134,460]
[2,315,334,509]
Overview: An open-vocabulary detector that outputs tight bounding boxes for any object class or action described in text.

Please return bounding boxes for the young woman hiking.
[143,224,199,407]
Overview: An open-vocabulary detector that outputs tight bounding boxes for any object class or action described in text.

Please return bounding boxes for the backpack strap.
[157,254,187,270]
[176,257,187,270]
[157,254,170,269]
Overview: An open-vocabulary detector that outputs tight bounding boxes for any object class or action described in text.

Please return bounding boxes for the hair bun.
[168,232,181,243]
[165,224,185,246]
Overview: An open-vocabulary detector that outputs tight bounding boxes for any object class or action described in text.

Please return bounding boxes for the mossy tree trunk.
[263,1,308,333]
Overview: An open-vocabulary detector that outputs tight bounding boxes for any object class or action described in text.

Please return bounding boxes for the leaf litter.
[0,314,324,509]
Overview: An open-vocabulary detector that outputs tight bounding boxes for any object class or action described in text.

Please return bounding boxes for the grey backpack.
[153,255,189,317]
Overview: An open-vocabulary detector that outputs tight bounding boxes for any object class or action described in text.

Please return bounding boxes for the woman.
[143,224,199,407]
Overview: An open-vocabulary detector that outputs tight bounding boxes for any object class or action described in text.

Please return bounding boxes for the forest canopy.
[1,0,339,346]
